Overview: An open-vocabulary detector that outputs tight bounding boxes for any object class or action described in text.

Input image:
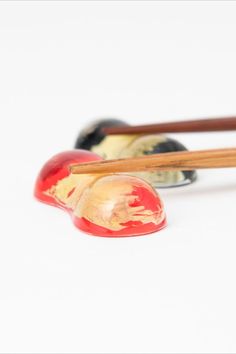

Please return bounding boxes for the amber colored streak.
[73,175,165,232]
[44,173,102,210]
[34,150,102,206]
[73,215,167,237]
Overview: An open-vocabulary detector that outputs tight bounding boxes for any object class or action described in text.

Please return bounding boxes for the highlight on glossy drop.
[74,118,197,188]
[34,150,167,237]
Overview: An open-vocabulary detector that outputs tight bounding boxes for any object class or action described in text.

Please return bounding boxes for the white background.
[0,1,236,353]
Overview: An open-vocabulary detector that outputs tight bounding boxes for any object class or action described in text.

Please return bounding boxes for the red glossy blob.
[34,151,167,237]
[72,174,167,237]
[34,150,102,207]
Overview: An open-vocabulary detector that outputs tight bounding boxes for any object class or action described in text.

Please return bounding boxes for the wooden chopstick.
[103,116,236,135]
[70,147,236,175]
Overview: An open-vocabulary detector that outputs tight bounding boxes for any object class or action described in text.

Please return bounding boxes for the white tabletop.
[0,2,236,353]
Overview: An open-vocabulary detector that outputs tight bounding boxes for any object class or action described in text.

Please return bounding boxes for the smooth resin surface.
[34,150,102,208]
[35,150,166,237]
[74,118,197,188]
[118,134,197,187]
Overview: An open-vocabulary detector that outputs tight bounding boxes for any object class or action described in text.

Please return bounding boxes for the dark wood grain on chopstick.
[103,117,236,135]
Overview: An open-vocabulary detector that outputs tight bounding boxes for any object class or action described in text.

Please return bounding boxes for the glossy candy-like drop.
[73,174,166,237]
[74,119,197,187]
[34,150,166,237]
[74,118,130,155]
[34,150,102,208]
[118,134,197,187]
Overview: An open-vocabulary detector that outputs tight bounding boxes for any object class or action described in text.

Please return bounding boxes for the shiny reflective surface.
[35,150,167,237]
[74,119,197,187]
[34,150,102,208]
[74,118,128,152]
[118,134,197,187]
[74,174,166,237]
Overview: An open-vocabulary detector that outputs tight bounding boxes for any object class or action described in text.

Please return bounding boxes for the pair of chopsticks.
[71,116,236,175]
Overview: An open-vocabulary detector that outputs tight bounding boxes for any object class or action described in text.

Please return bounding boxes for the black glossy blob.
[143,137,197,183]
[75,118,128,150]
